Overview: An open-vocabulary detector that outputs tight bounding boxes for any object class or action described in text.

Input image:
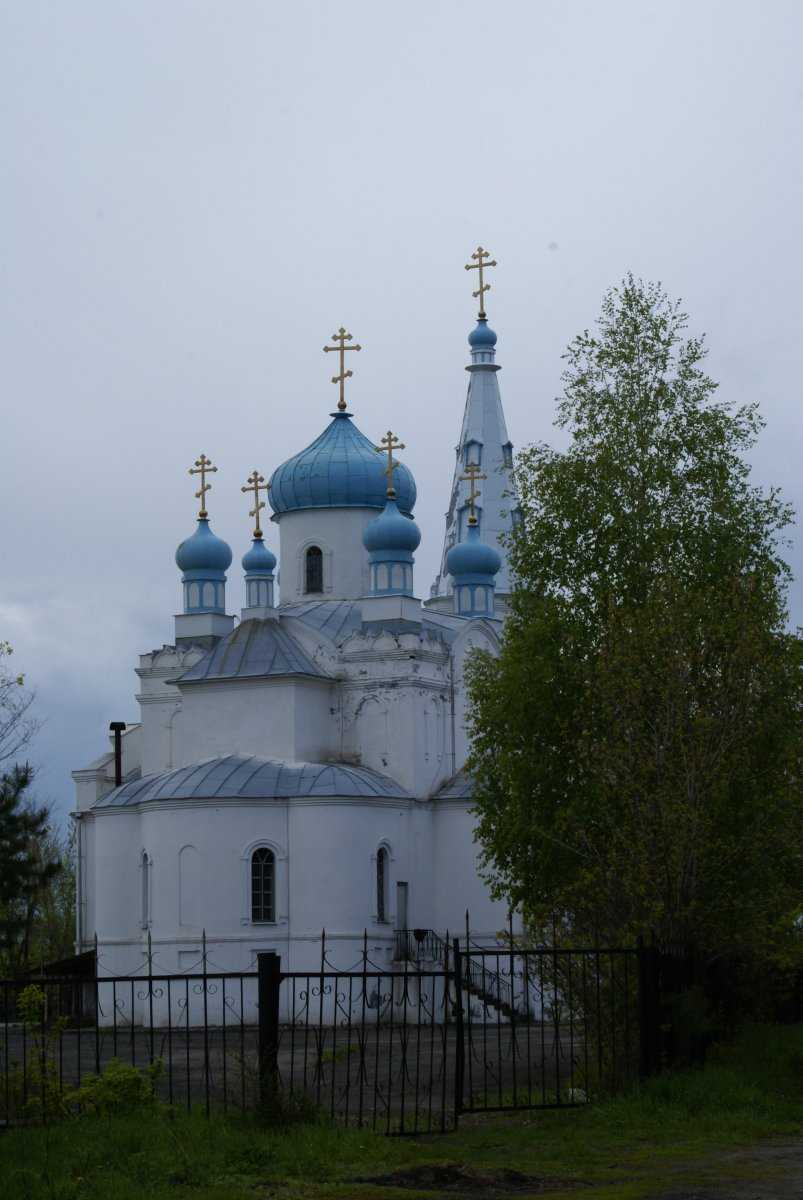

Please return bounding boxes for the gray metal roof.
[95,754,410,807]
[282,598,491,647]
[281,599,365,642]
[178,619,326,683]
[435,769,474,800]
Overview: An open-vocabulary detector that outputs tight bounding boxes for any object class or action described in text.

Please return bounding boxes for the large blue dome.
[175,519,233,575]
[269,413,417,516]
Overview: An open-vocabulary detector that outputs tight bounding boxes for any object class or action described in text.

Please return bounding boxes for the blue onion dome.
[447,522,502,578]
[175,519,233,573]
[363,498,422,555]
[242,536,277,575]
[269,413,417,516]
[468,317,497,349]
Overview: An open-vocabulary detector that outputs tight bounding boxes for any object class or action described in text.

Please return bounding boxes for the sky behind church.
[2,0,801,822]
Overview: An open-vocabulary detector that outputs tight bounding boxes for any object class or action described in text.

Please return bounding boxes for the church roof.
[283,599,365,641]
[95,754,410,807]
[268,412,417,516]
[435,769,474,799]
[177,618,326,683]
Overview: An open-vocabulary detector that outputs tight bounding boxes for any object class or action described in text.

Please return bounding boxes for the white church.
[71,251,521,977]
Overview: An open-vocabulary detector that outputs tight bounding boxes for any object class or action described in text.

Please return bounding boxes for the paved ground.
[2,1020,611,1134]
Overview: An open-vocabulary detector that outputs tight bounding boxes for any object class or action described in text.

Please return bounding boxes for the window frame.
[250,846,276,924]
[140,850,151,930]
[304,545,324,594]
[374,842,392,925]
[240,839,286,927]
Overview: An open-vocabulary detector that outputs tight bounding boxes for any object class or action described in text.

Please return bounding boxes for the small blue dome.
[468,318,497,349]
[175,519,233,575]
[269,413,417,516]
[242,537,277,575]
[363,498,422,555]
[447,523,502,579]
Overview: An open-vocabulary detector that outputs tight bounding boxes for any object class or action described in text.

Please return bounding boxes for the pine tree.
[0,765,61,968]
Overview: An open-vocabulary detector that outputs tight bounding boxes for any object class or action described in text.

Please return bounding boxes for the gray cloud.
[1,0,800,820]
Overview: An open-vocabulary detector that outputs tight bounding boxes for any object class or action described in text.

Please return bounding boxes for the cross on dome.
[188,453,218,519]
[464,246,497,319]
[241,469,268,539]
[460,461,487,526]
[323,326,362,411]
[375,430,405,499]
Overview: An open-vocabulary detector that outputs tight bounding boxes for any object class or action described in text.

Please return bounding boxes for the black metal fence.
[1,933,700,1133]
[0,943,638,1133]
[454,940,640,1113]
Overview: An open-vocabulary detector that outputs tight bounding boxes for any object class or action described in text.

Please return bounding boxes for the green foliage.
[70,1057,163,1117]
[1,988,161,1125]
[467,276,803,966]
[3,985,71,1122]
[0,763,62,969]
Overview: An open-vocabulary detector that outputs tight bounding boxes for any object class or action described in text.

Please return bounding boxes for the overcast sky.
[2,1,801,823]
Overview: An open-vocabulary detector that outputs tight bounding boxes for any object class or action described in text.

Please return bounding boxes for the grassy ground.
[1,1025,802,1199]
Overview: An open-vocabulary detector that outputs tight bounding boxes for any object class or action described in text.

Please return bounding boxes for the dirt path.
[649,1140,803,1200]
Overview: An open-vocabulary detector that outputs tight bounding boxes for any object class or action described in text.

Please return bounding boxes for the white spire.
[431,317,516,599]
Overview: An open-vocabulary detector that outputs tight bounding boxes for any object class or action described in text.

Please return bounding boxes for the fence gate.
[258,954,460,1134]
[452,941,641,1114]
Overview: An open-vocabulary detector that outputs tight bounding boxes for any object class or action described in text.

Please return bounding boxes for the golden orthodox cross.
[460,461,487,525]
[375,430,405,499]
[188,454,217,519]
[323,327,361,411]
[241,469,269,538]
[464,246,497,318]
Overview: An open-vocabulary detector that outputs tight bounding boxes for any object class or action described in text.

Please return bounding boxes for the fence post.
[637,936,658,1079]
[452,936,465,1122]
[257,952,282,1108]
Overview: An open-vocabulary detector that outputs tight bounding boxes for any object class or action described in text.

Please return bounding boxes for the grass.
[1,1024,802,1199]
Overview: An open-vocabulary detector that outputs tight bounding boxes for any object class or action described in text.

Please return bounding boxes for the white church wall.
[275,507,379,603]
[432,802,508,939]
[87,797,439,982]
[341,682,450,798]
[85,811,142,952]
[450,623,501,773]
[174,677,336,766]
[285,800,414,959]
[136,646,203,775]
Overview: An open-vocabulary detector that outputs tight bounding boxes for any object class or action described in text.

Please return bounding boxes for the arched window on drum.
[305,546,323,594]
[251,847,276,923]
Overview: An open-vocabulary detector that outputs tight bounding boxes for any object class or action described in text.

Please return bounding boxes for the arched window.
[305,546,323,594]
[251,848,275,923]
[140,851,150,929]
[376,847,388,923]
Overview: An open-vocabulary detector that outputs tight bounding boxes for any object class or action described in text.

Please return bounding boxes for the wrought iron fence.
[0,937,459,1134]
[454,941,640,1114]
[1,931,678,1133]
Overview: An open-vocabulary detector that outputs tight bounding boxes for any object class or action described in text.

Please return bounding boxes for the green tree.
[0,765,61,970]
[467,276,802,961]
